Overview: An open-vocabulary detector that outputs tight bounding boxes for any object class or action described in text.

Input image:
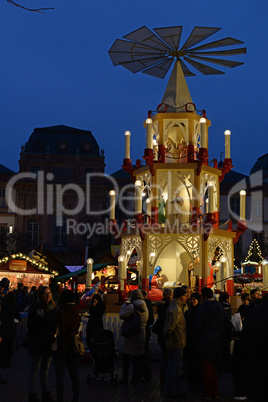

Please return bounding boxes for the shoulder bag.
[121,304,141,338]
[73,333,86,356]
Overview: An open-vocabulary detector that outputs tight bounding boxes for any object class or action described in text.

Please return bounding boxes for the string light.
[0,253,58,276]
[244,239,263,263]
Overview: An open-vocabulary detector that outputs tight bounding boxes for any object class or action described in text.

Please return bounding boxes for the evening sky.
[0,0,266,176]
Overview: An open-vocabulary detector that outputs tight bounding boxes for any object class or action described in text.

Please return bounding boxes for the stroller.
[87,329,118,384]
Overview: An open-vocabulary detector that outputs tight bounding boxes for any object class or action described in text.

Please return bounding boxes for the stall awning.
[55,263,114,281]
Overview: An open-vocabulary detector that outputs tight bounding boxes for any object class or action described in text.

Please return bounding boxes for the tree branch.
[7,0,54,14]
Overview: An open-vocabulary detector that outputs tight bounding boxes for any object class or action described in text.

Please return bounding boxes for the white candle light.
[135,180,142,214]
[239,190,246,220]
[118,255,125,292]
[124,130,131,159]
[200,118,207,148]
[146,198,151,223]
[86,258,94,288]
[153,139,158,161]
[146,198,151,215]
[208,184,214,213]
[220,256,227,292]
[146,118,153,149]
[224,130,231,159]
[205,198,209,214]
[262,259,268,290]
[109,190,116,220]
[9,225,13,234]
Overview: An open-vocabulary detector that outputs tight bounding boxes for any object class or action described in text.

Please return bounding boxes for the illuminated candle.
[215,261,221,289]
[208,184,214,213]
[109,190,116,220]
[9,225,13,234]
[224,130,231,159]
[200,118,207,148]
[135,180,142,213]
[262,259,268,290]
[86,258,94,288]
[205,198,209,214]
[118,255,125,292]
[146,198,151,223]
[239,190,246,220]
[146,118,153,149]
[220,257,227,292]
[125,130,131,159]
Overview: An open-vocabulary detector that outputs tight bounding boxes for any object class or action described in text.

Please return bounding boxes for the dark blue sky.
[0,1,266,176]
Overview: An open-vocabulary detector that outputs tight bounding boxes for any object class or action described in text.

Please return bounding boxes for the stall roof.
[55,263,115,281]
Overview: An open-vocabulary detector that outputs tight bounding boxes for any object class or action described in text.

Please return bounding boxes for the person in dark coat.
[0,333,7,384]
[248,288,261,310]
[219,293,232,319]
[154,288,173,393]
[52,289,81,402]
[139,289,154,381]
[85,293,105,349]
[184,292,201,393]
[243,293,268,401]
[237,292,251,321]
[219,292,232,371]
[25,286,37,310]
[0,291,19,367]
[18,286,29,312]
[193,287,233,399]
[27,285,56,402]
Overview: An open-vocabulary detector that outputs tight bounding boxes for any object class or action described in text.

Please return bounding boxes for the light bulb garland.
[0,254,58,276]
[245,239,263,263]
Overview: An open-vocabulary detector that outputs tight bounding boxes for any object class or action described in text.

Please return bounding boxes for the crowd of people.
[0,277,267,401]
[118,285,267,401]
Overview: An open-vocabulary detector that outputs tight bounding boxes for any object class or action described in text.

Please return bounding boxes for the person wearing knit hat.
[173,287,187,299]
[190,292,201,304]
[163,287,187,397]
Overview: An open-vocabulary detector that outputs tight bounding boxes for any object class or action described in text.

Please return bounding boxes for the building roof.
[0,164,15,174]
[250,153,268,178]
[110,168,133,179]
[221,170,248,184]
[22,125,102,157]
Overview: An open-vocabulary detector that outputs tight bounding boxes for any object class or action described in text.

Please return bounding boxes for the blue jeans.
[54,352,80,402]
[28,352,52,393]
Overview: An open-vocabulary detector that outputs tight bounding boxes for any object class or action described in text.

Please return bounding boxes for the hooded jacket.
[164,298,186,350]
[193,298,232,361]
[119,299,148,356]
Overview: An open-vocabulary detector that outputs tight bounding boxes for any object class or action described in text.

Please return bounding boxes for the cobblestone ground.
[0,345,239,402]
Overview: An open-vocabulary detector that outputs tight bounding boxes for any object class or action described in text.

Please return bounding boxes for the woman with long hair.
[27,285,55,402]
